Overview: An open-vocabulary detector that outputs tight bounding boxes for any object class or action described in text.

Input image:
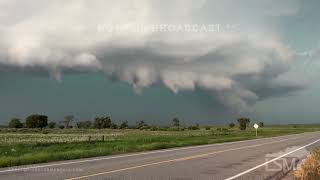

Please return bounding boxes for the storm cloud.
[0,0,306,113]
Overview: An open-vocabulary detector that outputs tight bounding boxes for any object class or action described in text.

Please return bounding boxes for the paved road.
[1,131,320,180]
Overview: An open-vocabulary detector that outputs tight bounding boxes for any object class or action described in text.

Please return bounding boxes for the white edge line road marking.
[67,137,301,180]
[0,132,315,173]
[225,138,320,180]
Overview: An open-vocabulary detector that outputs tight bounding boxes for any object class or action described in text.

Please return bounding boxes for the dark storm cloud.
[0,0,308,113]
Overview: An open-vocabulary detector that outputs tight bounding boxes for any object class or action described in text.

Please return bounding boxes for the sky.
[0,0,320,125]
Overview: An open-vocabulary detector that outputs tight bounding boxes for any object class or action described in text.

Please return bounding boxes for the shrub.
[76,121,92,129]
[42,130,50,134]
[294,148,320,179]
[150,126,159,131]
[217,128,229,132]
[237,117,250,130]
[48,122,56,129]
[8,118,23,128]
[172,118,180,127]
[119,121,129,129]
[136,120,147,129]
[63,115,74,129]
[168,127,180,131]
[110,123,118,129]
[188,125,200,130]
[229,123,235,128]
[93,116,111,129]
[158,127,169,131]
[258,122,264,127]
[205,126,211,130]
[192,126,199,130]
[139,125,150,130]
[26,114,48,128]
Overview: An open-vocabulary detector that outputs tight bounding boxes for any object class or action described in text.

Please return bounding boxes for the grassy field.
[0,125,320,168]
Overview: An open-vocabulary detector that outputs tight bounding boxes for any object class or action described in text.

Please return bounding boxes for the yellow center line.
[66,136,301,180]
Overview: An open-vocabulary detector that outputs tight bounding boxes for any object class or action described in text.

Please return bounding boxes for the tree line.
[7,114,185,130]
[7,114,264,130]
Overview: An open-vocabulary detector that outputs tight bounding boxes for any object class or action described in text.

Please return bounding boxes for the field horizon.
[1,124,319,168]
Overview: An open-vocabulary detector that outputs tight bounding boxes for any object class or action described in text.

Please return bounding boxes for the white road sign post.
[253,123,259,137]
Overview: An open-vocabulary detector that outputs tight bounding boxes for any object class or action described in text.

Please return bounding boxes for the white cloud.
[0,0,305,113]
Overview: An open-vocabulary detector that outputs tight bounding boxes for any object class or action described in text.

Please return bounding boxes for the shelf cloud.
[0,0,306,113]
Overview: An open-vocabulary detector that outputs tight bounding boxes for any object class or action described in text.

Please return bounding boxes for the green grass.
[0,125,320,168]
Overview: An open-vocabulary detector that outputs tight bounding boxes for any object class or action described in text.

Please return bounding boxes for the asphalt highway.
[1,131,320,180]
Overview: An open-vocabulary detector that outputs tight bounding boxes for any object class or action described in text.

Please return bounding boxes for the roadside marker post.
[253,123,259,137]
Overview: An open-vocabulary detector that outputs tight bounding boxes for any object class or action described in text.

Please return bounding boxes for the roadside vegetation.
[294,147,320,180]
[0,114,320,168]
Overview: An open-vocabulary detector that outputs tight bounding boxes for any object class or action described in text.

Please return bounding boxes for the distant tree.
[140,125,150,130]
[237,117,250,130]
[172,118,180,127]
[217,128,228,132]
[119,121,129,129]
[38,117,48,128]
[136,120,146,129]
[229,123,235,128]
[26,114,48,128]
[150,126,159,131]
[8,118,23,128]
[77,121,92,129]
[63,115,74,128]
[93,116,111,129]
[193,125,200,130]
[188,124,200,130]
[259,122,264,127]
[48,122,56,129]
[111,122,118,129]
